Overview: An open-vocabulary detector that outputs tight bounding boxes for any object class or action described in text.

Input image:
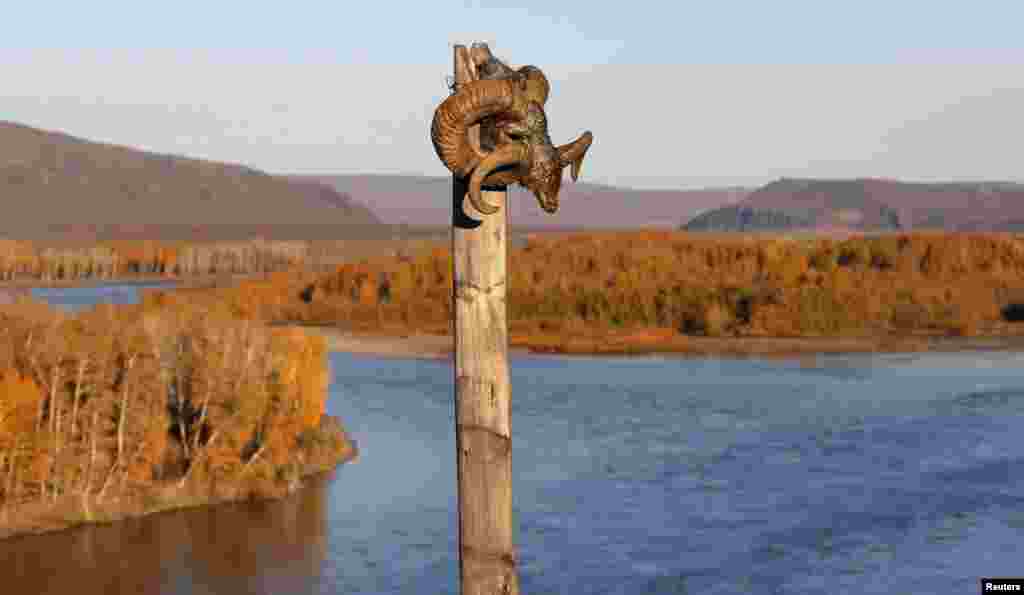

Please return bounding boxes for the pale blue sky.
[6,0,1024,64]
[3,1,1023,188]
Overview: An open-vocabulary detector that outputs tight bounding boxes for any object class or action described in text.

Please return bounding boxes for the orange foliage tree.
[178,231,1024,345]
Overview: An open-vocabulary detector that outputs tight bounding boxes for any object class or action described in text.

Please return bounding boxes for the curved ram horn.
[557,131,594,182]
[430,79,522,177]
[467,142,529,215]
[479,163,527,188]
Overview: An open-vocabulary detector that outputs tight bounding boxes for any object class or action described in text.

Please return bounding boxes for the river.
[28,281,180,312]
[0,283,1020,594]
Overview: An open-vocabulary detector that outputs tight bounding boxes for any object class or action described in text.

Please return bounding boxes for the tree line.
[163,231,1024,344]
[0,292,353,536]
[0,238,448,282]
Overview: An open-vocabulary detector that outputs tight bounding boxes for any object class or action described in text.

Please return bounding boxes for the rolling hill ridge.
[295,174,749,228]
[685,177,1024,232]
[0,121,381,239]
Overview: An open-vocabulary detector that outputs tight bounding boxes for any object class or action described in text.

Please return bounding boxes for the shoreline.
[0,277,182,289]
[289,325,457,359]
[290,326,1024,360]
[0,417,357,542]
[0,272,282,290]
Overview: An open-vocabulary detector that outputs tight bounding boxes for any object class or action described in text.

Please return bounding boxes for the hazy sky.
[3,1,1023,189]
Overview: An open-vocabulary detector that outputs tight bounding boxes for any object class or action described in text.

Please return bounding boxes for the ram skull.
[430,53,593,216]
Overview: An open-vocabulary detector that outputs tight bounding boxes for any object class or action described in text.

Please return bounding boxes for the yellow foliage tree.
[0,369,43,450]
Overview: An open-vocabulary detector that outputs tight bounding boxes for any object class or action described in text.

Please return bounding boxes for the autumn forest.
[147,231,1024,353]
[3,229,1024,536]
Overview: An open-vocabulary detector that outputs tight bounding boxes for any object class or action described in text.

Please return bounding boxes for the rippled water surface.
[1,285,1021,594]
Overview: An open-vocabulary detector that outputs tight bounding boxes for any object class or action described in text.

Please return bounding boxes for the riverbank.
[0,423,357,541]
[0,272,278,290]
[0,292,359,542]
[285,325,1024,359]
[289,325,455,359]
[201,232,1024,357]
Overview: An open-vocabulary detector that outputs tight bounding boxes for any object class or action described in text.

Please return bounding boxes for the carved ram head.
[430,46,593,216]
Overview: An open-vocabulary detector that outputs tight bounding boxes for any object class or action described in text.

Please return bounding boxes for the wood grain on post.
[451,44,520,595]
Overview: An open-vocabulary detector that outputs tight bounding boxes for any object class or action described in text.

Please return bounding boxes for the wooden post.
[450,44,520,595]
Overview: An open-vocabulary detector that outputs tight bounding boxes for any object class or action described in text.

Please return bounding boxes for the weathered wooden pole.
[434,40,592,594]
[450,44,520,595]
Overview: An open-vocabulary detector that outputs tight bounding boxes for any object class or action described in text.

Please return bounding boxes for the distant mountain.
[683,177,1024,232]
[295,174,748,228]
[0,121,381,239]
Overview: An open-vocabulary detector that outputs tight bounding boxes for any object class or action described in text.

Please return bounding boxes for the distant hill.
[684,205,817,233]
[683,177,1024,232]
[295,174,748,228]
[0,121,381,239]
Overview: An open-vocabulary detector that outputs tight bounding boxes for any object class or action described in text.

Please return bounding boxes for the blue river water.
[28,281,178,312]
[0,284,1020,594]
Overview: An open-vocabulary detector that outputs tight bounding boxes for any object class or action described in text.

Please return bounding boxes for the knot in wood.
[454,279,506,303]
